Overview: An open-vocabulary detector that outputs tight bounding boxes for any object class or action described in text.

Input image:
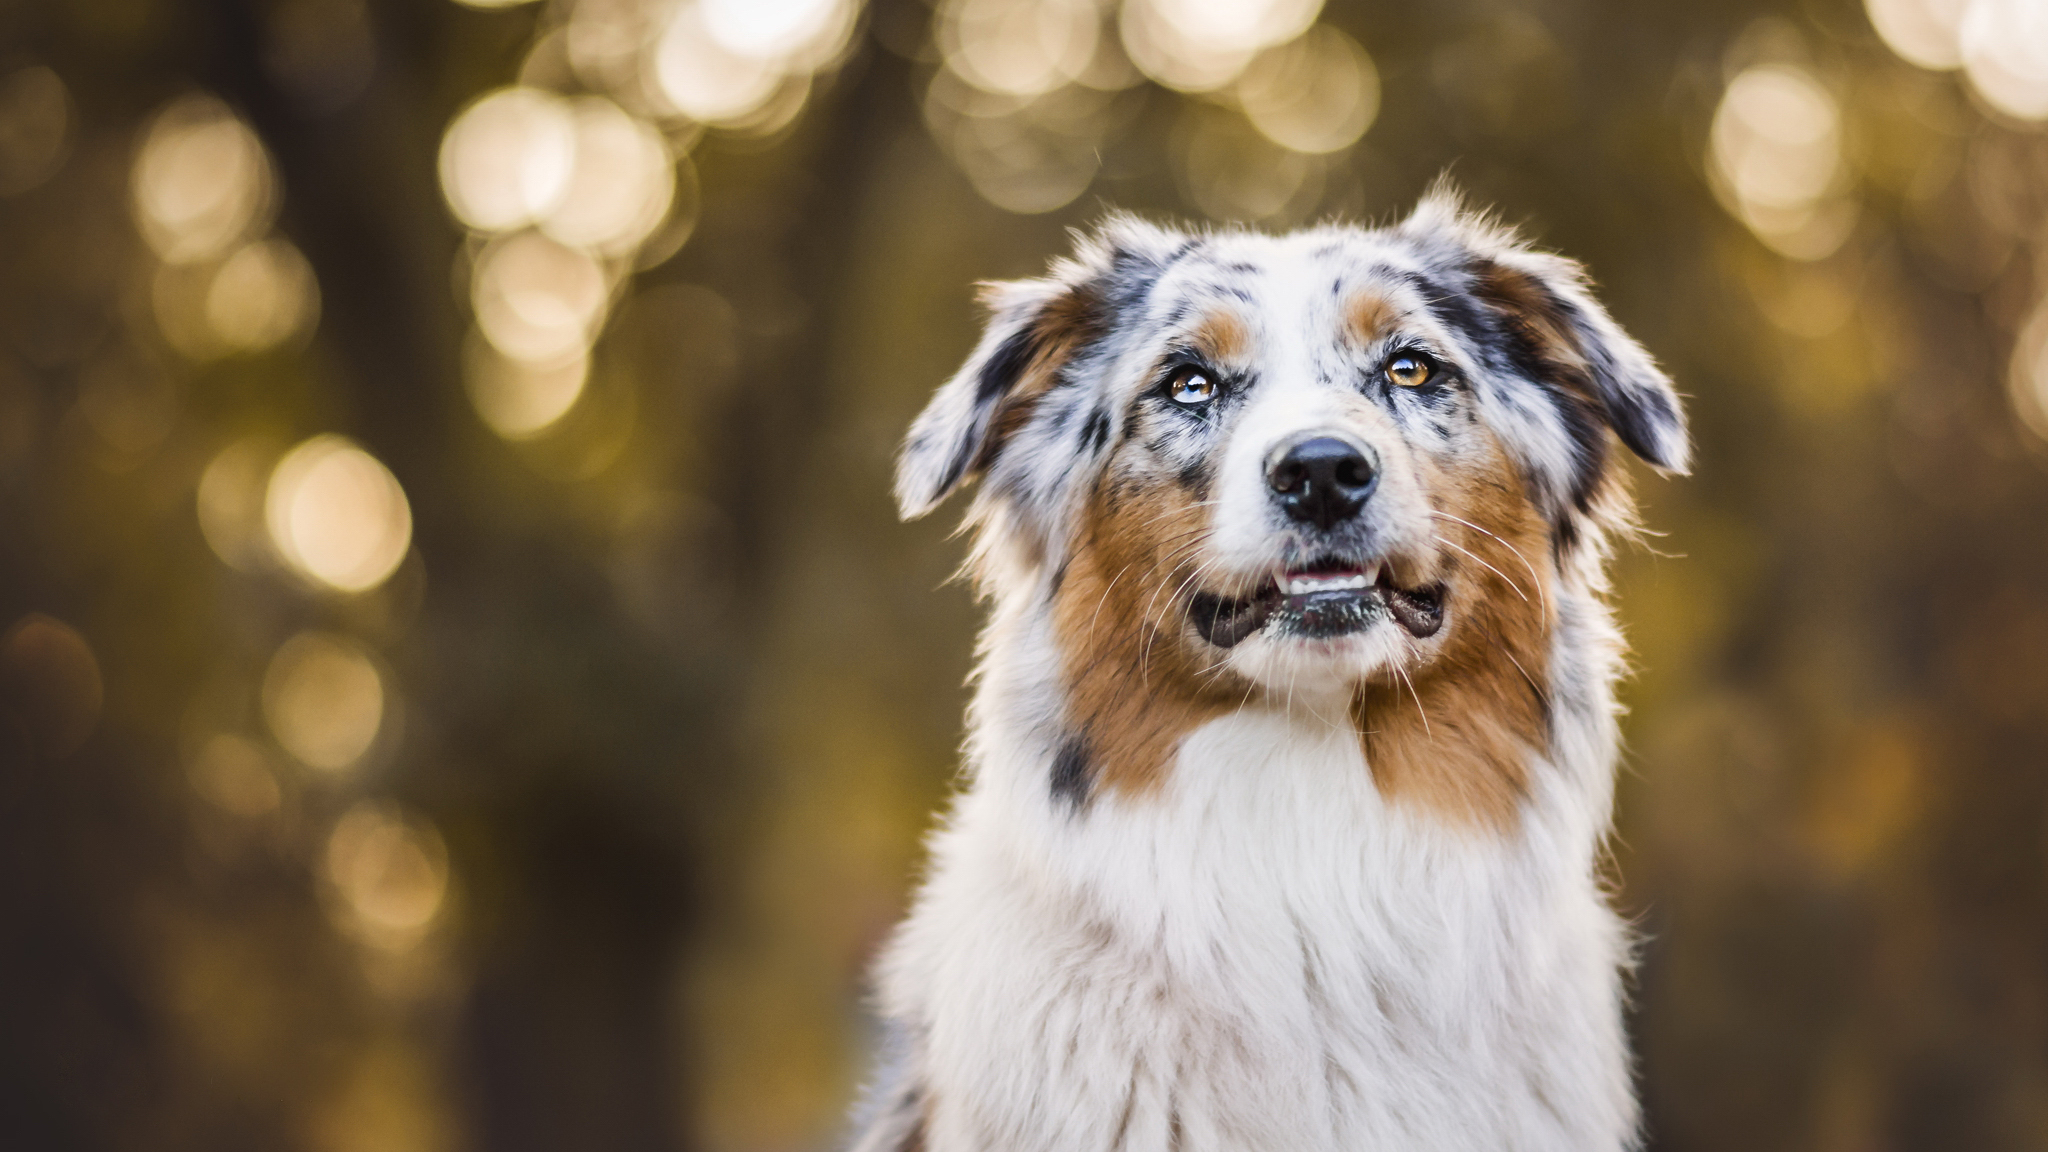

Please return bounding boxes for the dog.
[849,189,1688,1152]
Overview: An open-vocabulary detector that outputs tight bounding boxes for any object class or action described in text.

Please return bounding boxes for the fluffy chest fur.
[861,599,1634,1152]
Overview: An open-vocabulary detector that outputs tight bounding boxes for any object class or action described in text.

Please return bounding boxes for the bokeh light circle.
[940,0,1102,98]
[264,435,413,593]
[262,631,385,770]
[540,97,674,254]
[1709,64,1855,260]
[1959,0,2048,120]
[325,801,449,950]
[131,95,274,263]
[471,230,611,365]
[439,86,576,233]
[1237,25,1378,154]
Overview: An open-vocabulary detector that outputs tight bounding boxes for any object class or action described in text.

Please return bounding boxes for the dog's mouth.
[1187,557,1445,649]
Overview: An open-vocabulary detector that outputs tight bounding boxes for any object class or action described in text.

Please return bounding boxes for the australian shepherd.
[849,190,1689,1152]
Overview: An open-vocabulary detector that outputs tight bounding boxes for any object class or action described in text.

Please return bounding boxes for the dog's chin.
[1187,561,1445,652]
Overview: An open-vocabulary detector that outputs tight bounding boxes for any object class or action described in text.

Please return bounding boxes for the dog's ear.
[895,277,1094,520]
[1404,190,1691,477]
[895,215,1188,521]
[1473,249,1690,475]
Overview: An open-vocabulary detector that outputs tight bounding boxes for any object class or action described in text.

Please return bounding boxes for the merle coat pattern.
[853,191,1688,1152]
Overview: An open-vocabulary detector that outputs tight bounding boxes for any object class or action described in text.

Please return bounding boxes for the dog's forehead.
[1139,228,1457,357]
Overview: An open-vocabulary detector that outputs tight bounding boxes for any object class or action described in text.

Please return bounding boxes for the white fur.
[865,576,1635,1152]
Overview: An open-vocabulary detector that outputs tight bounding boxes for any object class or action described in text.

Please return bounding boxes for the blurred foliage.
[0,0,2045,1150]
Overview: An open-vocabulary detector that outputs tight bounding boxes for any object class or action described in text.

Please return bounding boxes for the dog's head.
[899,191,1686,817]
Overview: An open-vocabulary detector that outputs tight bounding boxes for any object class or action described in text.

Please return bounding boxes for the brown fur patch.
[1353,440,1555,830]
[1051,479,1248,798]
[1345,291,1400,347]
[1190,309,1251,364]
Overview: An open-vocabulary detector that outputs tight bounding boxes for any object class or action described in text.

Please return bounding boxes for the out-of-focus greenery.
[1,0,2045,1149]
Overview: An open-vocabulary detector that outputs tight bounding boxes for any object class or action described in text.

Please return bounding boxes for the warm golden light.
[1120,0,1323,92]
[2010,297,2048,441]
[131,94,273,264]
[653,4,786,125]
[197,437,280,571]
[1865,0,1970,69]
[471,230,611,365]
[1174,104,1315,222]
[462,334,589,439]
[1958,0,2048,119]
[188,733,282,817]
[264,435,414,593]
[939,0,1101,98]
[262,631,386,771]
[540,98,674,254]
[701,0,855,71]
[1236,25,1377,154]
[325,802,449,950]
[438,86,575,233]
[1710,64,1855,260]
[925,74,1107,214]
[206,239,321,354]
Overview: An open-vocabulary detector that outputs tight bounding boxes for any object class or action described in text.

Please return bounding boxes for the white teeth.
[1285,572,1373,595]
[1280,564,1386,596]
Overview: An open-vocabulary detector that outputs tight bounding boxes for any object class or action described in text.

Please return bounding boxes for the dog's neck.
[969,552,1624,847]
[870,571,1637,1152]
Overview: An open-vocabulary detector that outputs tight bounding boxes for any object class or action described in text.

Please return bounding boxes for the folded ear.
[1402,189,1689,477]
[895,214,1188,521]
[1475,247,1691,476]
[894,277,1099,520]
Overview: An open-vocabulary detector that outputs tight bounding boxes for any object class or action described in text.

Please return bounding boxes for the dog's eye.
[1168,366,1217,406]
[1386,353,1434,388]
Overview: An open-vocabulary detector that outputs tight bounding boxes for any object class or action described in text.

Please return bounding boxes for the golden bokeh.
[470,230,612,366]
[1121,0,1324,92]
[206,240,321,353]
[540,97,675,254]
[938,0,1103,98]
[187,733,283,818]
[197,437,283,572]
[2009,298,2048,440]
[1957,0,2048,119]
[130,95,274,264]
[438,87,576,234]
[1865,0,1971,69]
[262,631,386,771]
[1235,24,1378,155]
[652,4,789,125]
[461,332,589,438]
[264,435,413,593]
[1710,64,1857,260]
[324,801,449,951]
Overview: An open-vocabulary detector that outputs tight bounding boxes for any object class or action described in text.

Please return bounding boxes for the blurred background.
[1,0,2045,1148]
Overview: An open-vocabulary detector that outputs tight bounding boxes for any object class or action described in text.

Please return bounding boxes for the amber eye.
[1386,353,1434,388]
[1168,366,1217,406]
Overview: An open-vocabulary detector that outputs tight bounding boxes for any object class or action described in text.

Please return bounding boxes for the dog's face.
[898,194,1687,814]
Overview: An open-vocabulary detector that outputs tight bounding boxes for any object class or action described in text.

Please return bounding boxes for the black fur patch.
[975,324,1040,405]
[1080,407,1111,453]
[1051,734,1093,807]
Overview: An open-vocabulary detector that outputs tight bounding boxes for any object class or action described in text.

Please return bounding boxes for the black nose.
[1268,436,1379,531]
